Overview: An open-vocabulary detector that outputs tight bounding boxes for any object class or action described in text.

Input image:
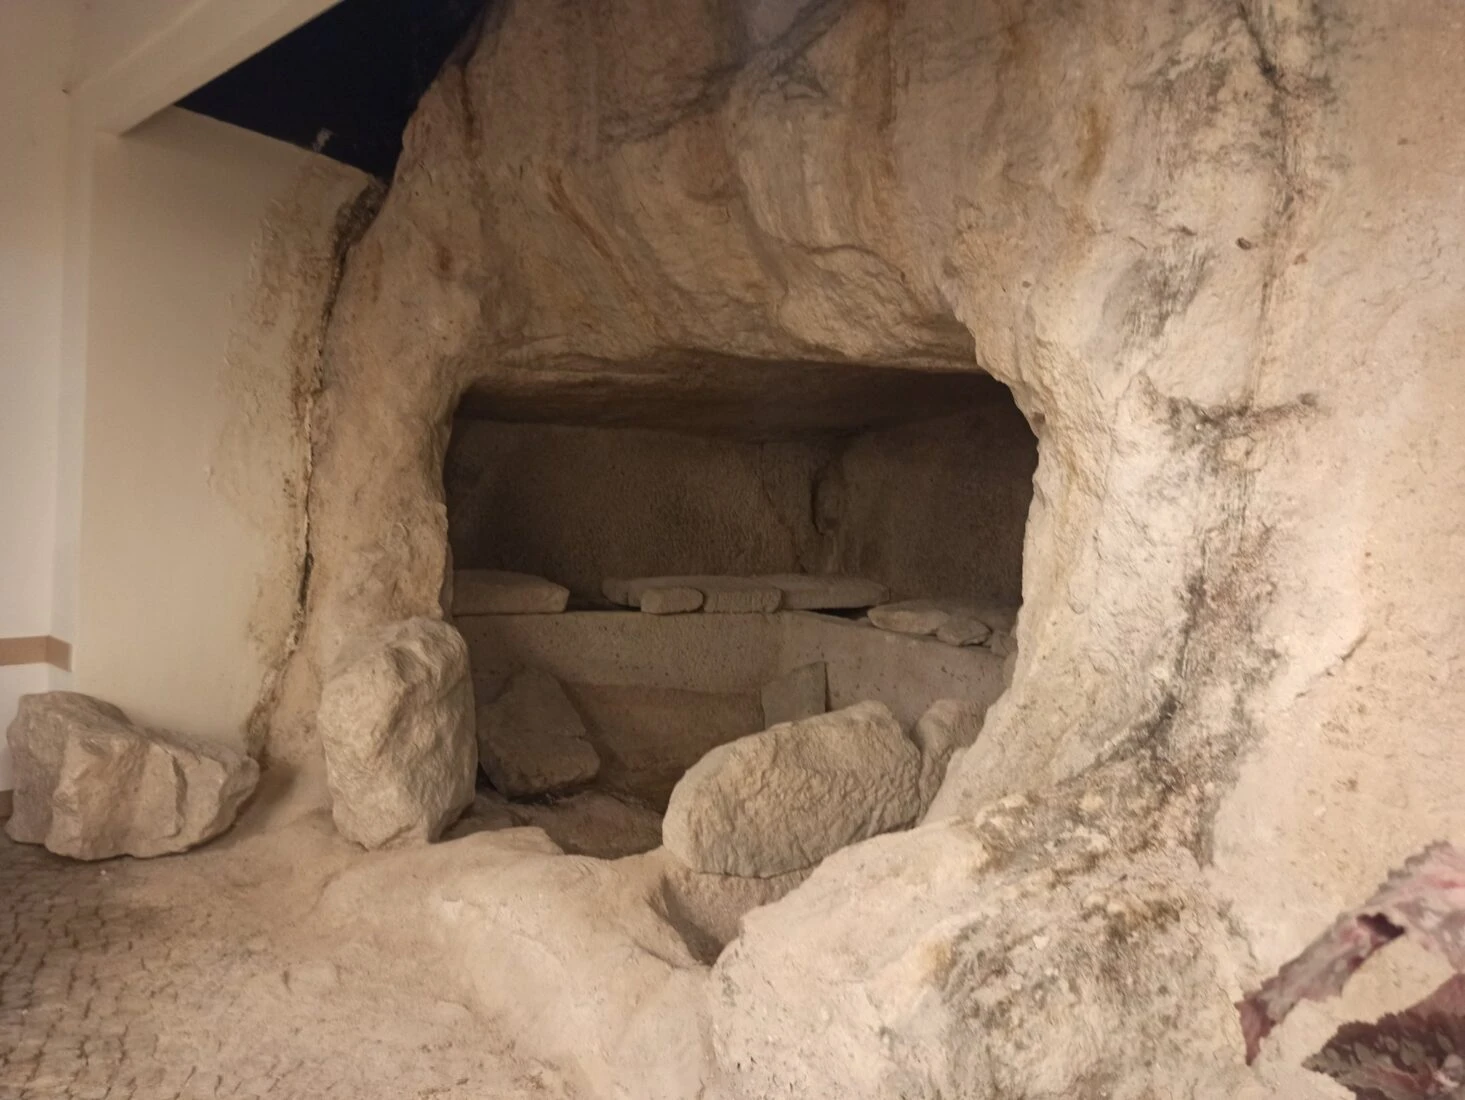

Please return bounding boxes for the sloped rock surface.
[663,701,920,877]
[317,618,476,848]
[5,691,258,860]
[477,668,600,797]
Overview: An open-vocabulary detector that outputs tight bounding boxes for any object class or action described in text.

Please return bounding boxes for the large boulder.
[476,667,600,797]
[663,701,922,877]
[5,691,258,860]
[317,617,476,848]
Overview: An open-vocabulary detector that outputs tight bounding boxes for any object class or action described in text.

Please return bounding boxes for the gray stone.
[760,574,889,611]
[5,691,259,860]
[453,570,569,615]
[663,701,921,877]
[477,668,600,797]
[760,662,828,728]
[317,617,477,848]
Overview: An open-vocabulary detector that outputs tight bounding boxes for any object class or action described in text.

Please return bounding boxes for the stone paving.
[0,823,564,1099]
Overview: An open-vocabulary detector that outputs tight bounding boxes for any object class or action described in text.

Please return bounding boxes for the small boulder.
[5,691,258,860]
[869,599,1018,648]
[317,617,477,848]
[477,668,600,797]
[453,570,569,615]
[759,662,828,728]
[663,701,921,877]
[909,698,986,813]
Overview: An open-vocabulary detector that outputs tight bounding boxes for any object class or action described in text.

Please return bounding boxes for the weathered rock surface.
[759,661,827,728]
[281,0,1465,1092]
[476,668,600,797]
[663,702,921,877]
[453,570,569,615]
[761,574,888,611]
[317,618,476,848]
[908,698,985,814]
[5,691,258,860]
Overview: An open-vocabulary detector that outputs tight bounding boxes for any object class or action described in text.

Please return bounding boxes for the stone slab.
[454,570,569,615]
[603,576,783,614]
[759,574,889,611]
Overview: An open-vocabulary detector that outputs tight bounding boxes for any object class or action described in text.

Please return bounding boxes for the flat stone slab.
[6,691,259,860]
[760,661,828,728]
[868,600,1019,649]
[663,701,921,877]
[640,586,704,615]
[603,576,783,614]
[759,574,889,611]
[454,570,569,615]
[477,669,600,797]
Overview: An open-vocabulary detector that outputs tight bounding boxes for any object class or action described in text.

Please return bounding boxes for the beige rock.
[867,600,953,637]
[5,691,258,860]
[476,668,600,797]
[870,600,1018,649]
[639,586,704,614]
[317,618,476,849]
[759,661,828,728]
[760,574,889,611]
[604,576,783,614]
[909,698,986,813]
[663,702,921,877]
[453,570,569,615]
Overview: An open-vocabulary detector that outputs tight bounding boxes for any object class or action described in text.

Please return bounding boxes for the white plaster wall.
[74,108,366,751]
[0,1,76,791]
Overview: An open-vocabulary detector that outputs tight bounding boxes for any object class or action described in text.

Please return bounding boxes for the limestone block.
[453,569,569,615]
[5,691,259,860]
[318,617,477,848]
[604,575,784,613]
[760,661,828,728]
[663,701,921,877]
[477,668,600,797]
[640,586,704,614]
[760,574,889,611]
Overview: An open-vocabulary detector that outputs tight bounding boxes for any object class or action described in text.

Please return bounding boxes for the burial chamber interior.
[441,355,1038,841]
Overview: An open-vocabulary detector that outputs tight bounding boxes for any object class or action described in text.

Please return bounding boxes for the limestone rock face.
[663,701,921,877]
[317,618,476,848]
[476,668,600,797]
[5,691,258,860]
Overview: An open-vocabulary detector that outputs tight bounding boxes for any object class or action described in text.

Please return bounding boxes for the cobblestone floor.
[0,816,566,1099]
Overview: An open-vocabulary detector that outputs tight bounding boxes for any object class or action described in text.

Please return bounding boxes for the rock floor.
[0,794,576,1100]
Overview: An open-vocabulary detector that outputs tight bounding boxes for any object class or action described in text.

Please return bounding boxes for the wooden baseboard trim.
[0,636,72,672]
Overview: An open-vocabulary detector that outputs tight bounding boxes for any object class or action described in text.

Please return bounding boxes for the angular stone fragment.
[453,569,569,615]
[477,668,600,797]
[663,701,921,877]
[760,662,828,728]
[759,574,889,611]
[5,691,259,860]
[603,576,783,614]
[318,617,477,848]
[639,586,704,615]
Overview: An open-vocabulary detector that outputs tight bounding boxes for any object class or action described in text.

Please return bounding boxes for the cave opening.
[441,356,1038,853]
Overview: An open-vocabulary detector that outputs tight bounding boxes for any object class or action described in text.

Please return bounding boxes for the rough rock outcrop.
[317,618,476,848]
[663,701,920,877]
[5,691,258,860]
[276,0,1465,1093]
[476,668,600,797]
